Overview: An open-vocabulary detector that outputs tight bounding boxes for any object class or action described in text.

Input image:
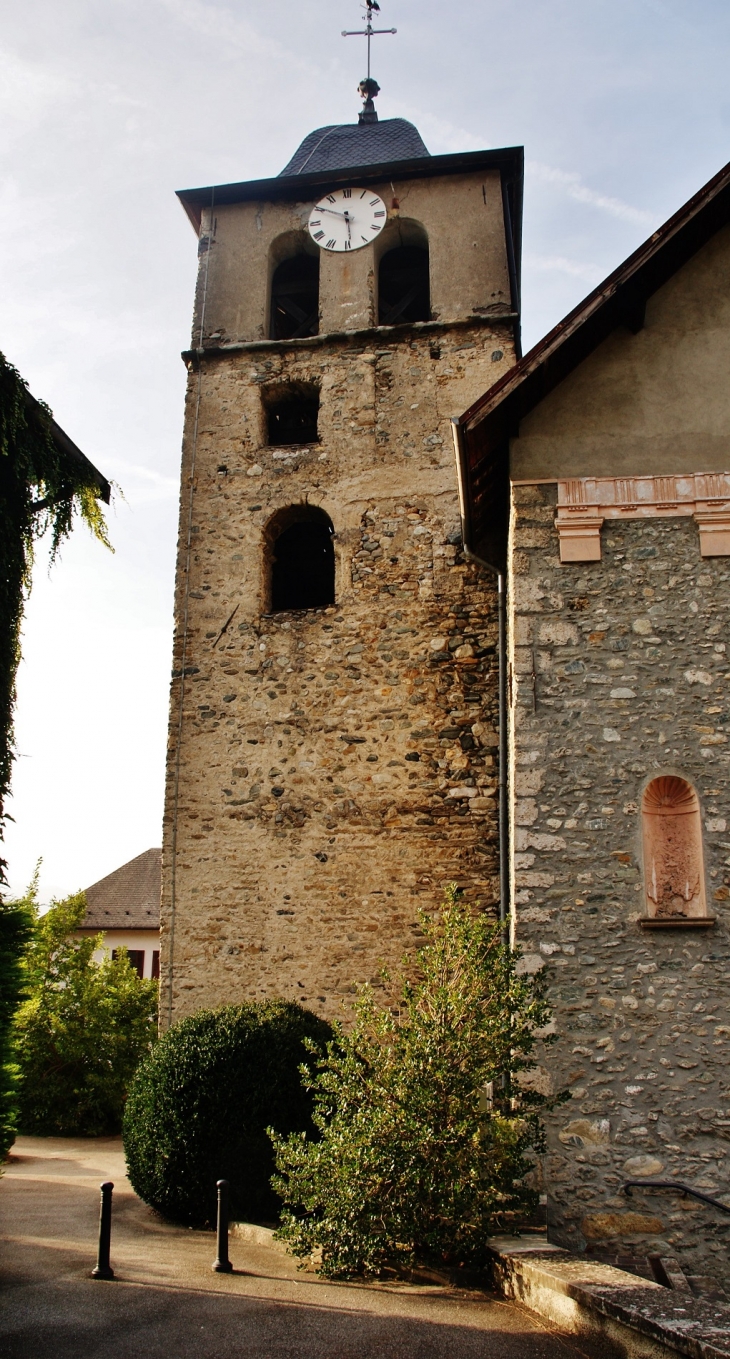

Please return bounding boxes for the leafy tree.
[272,889,563,1278]
[13,889,157,1136]
[0,876,35,1159]
[0,352,110,883]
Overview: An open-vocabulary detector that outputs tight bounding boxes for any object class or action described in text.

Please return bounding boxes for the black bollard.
[91,1181,115,1280]
[212,1178,233,1273]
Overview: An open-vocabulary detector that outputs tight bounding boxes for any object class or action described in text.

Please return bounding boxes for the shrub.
[272,889,563,1278]
[123,1001,332,1227]
[13,889,158,1136]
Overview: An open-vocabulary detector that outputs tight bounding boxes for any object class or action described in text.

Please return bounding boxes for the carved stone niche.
[640,776,715,929]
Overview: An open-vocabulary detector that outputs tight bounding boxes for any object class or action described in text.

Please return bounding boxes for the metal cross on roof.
[342,0,397,80]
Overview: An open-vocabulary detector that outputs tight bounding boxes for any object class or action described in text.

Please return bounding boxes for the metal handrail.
[623,1179,730,1215]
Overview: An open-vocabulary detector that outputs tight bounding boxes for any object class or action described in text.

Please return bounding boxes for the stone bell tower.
[160,79,524,1027]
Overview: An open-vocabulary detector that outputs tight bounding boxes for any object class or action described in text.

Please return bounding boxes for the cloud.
[524,253,604,284]
[387,98,486,156]
[154,0,311,74]
[0,46,72,125]
[107,461,179,505]
[528,160,654,225]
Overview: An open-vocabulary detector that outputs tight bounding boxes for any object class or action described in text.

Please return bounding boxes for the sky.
[2,0,730,902]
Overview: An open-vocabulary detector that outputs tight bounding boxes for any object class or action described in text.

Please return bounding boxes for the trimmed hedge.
[122,1001,331,1226]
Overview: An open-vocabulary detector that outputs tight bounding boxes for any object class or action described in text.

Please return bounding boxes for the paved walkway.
[0,1136,611,1359]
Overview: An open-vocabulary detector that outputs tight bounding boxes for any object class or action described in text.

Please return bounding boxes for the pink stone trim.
[553,472,730,562]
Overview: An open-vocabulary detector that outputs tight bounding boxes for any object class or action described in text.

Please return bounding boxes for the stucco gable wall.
[511,224,730,481]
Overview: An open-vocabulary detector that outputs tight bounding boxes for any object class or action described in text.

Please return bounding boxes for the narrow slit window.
[378,245,430,325]
[270,255,319,340]
[269,507,335,612]
[642,775,707,919]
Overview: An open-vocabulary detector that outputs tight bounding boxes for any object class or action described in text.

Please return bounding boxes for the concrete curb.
[229,1222,289,1254]
[486,1236,730,1359]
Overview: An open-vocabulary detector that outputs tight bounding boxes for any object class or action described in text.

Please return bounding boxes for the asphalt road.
[0,1136,611,1359]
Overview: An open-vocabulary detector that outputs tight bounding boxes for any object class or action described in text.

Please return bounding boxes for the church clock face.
[308,188,387,252]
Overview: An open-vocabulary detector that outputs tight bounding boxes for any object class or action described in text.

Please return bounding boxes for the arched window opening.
[263,382,320,446]
[270,254,319,340]
[378,245,430,325]
[268,506,335,612]
[642,776,707,919]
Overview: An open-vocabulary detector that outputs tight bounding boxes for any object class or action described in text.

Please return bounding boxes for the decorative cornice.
[554,472,730,562]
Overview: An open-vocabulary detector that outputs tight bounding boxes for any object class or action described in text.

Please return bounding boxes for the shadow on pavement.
[0,1136,616,1359]
[0,1273,606,1359]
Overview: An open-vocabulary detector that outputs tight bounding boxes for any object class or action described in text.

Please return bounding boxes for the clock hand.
[314,205,348,219]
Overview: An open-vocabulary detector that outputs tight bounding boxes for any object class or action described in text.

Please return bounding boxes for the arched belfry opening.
[269,241,319,340]
[641,775,707,919]
[267,506,335,613]
[377,222,430,325]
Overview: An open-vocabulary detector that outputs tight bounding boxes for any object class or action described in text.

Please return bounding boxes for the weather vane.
[342,1,397,81]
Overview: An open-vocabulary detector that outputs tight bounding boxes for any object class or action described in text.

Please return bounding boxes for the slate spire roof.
[80,848,161,931]
[279,116,430,177]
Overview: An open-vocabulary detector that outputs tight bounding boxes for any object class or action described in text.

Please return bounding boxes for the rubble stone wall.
[161,323,514,1028]
[510,480,730,1284]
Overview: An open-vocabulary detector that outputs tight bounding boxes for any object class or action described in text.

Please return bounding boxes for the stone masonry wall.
[510,482,730,1286]
[161,323,514,1028]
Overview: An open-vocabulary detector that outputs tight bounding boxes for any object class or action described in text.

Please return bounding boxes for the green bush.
[13,890,158,1136]
[123,1001,332,1227]
[272,889,563,1278]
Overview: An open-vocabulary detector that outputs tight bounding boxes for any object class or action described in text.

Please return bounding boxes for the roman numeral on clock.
[326,239,336,249]
[313,230,325,241]
[342,188,351,198]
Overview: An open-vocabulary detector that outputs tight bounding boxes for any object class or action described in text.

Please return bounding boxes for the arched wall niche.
[263,504,335,613]
[641,775,707,919]
[267,231,320,340]
[375,218,430,325]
